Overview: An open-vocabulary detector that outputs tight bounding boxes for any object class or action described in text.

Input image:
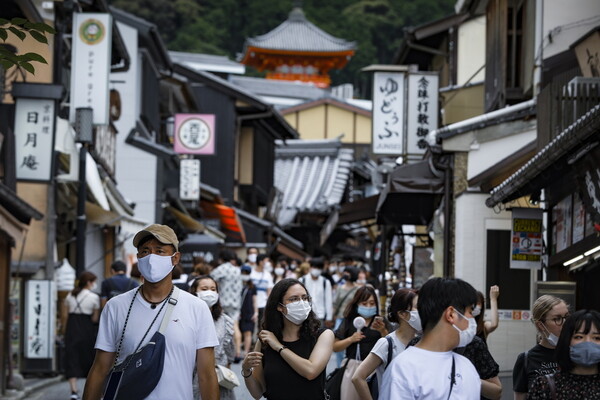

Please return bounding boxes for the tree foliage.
[0,17,55,74]
[109,0,454,91]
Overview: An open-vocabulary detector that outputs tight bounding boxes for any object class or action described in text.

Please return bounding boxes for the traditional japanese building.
[239,5,355,88]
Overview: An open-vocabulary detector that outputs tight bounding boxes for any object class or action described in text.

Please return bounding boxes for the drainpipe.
[433,155,453,277]
[533,0,544,96]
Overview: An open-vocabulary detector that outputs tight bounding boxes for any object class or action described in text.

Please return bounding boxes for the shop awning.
[377,159,444,226]
[178,233,224,269]
[486,103,600,207]
[338,195,379,225]
[201,200,246,243]
[166,205,226,241]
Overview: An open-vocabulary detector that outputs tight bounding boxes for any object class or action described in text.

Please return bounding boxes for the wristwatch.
[242,367,253,378]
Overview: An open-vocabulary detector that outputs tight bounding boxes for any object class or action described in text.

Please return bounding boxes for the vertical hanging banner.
[14,98,56,181]
[510,208,543,269]
[69,13,112,125]
[407,73,439,156]
[372,72,405,155]
[180,159,201,201]
[173,114,216,155]
[24,280,55,359]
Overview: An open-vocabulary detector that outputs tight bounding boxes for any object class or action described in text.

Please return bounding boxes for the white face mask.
[137,254,175,283]
[91,282,98,291]
[241,275,251,282]
[197,290,219,307]
[248,254,257,263]
[472,306,481,317]
[310,268,321,278]
[329,266,338,273]
[542,323,559,347]
[405,310,422,332]
[452,309,477,348]
[282,300,312,325]
[274,267,285,276]
[264,261,273,273]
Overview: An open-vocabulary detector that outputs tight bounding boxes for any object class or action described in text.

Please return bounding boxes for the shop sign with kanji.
[173,114,216,155]
[14,98,56,181]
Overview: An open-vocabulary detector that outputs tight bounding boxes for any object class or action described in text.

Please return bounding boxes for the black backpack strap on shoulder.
[447,355,455,400]
[385,335,393,368]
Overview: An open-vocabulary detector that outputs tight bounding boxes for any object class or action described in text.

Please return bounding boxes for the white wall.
[457,16,486,86]
[454,193,536,371]
[111,23,157,226]
[467,127,536,181]
[542,0,600,59]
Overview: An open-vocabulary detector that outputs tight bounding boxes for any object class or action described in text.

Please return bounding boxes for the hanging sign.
[180,159,201,200]
[173,114,216,155]
[69,13,112,125]
[372,72,405,155]
[14,98,56,181]
[510,208,543,269]
[407,73,438,155]
[24,280,55,359]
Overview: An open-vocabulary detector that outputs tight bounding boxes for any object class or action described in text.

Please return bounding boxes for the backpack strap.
[322,278,327,320]
[385,335,394,368]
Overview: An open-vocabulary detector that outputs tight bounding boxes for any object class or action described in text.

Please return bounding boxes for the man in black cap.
[100,260,139,308]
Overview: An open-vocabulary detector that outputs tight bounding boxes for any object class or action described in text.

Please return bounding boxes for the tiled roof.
[169,51,245,75]
[245,8,355,53]
[273,138,353,227]
[230,75,329,101]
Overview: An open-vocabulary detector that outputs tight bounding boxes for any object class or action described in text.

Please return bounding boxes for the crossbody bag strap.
[447,355,456,400]
[334,286,357,317]
[158,286,180,333]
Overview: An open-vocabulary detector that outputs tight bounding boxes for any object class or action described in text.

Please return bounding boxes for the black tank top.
[263,330,326,400]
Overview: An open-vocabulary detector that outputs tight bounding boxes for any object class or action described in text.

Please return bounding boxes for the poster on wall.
[372,72,405,155]
[554,195,573,254]
[575,144,600,226]
[510,208,543,270]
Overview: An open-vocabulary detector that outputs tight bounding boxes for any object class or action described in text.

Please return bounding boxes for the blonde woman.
[512,295,569,399]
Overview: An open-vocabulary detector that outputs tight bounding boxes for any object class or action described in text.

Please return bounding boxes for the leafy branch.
[0,17,56,74]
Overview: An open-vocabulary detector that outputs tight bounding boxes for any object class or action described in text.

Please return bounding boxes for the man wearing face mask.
[250,254,274,330]
[299,257,333,328]
[379,277,481,400]
[83,224,219,400]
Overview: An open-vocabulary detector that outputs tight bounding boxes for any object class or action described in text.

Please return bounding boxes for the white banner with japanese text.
[14,98,55,181]
[407,73,439,156]
[180,159,201,201]
[24,280,55,359]
[69,13,112,125]
[510,208,543,270]
[372,72,405,155]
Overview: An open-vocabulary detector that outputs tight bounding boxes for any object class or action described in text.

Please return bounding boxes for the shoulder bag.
[215,364,240,390]
[103,286,180,400]
[325,358,348,400]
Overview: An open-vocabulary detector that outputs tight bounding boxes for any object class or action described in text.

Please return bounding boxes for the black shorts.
[240,319,255,333]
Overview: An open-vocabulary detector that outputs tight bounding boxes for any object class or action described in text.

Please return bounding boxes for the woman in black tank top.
[241,278,335,400]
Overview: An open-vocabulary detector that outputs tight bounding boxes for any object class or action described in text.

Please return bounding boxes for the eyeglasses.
[544,314,570,326]
[283,295,311,305]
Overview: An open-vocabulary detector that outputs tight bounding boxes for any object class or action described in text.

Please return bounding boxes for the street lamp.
[74,107,93,276]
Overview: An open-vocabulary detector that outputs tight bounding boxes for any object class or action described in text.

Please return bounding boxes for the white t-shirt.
[250,268,274,308]
[65,289,100,315]
[379,345,480,400]
[370,332,407,390]
[300,275,333,320]
[95,287,219,400]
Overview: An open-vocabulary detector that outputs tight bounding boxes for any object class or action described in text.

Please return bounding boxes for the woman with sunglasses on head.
[242,278,334,400]
[191,275,236,400]
[513,295,569,399]
[333,285,388,400]
[528,309,600,399]
[351,288,419,400]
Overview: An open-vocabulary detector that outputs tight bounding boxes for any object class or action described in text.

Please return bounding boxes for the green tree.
[0,17,55,74]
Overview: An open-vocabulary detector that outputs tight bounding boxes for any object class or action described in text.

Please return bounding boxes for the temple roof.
[244,7,356,54]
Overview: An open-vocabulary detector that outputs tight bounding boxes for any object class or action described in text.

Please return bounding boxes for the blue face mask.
[357,305,377,319]
[570,342,600,366]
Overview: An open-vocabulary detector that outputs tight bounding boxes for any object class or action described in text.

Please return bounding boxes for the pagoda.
[240,4,356,88]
